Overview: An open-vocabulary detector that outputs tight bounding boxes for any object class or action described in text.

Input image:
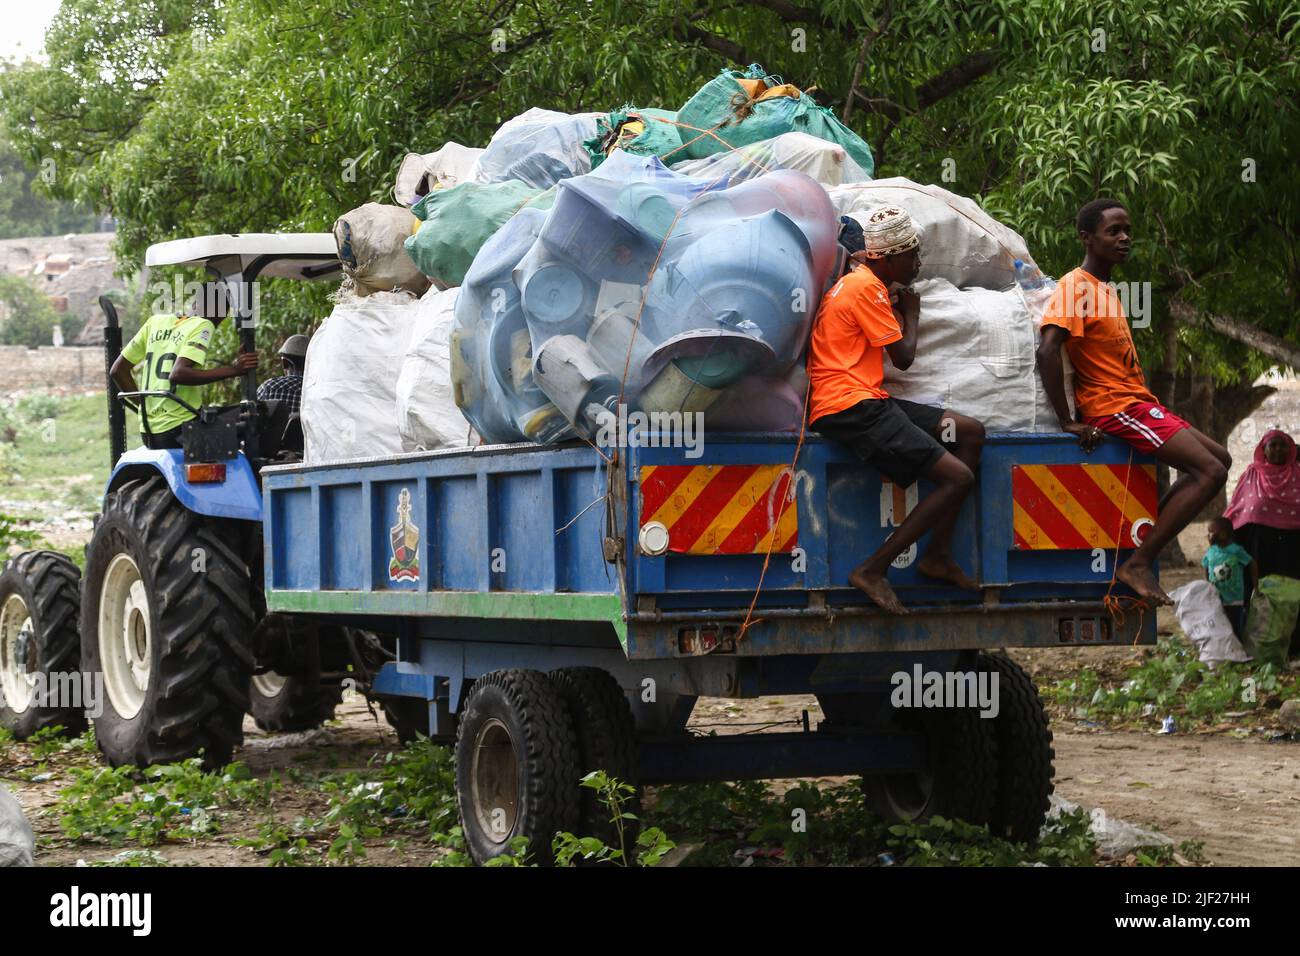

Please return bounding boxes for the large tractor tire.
[861,701,998,827]
[249,670,341,734]
[81,477,255,769]
[454,669,580,866]
[248,617,341,733]
[0,551,86,738]
[548,667,639,852]
[978,652,1055,843]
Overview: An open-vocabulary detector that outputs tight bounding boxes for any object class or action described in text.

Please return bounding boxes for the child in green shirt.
[1203,516,1257,638]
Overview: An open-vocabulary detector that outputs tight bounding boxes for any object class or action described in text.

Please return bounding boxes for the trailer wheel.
[549,667,640,853]
[454,669,580,866]
[81,477,255,769]
[0,551,86,738]
[861,704,997,827]
[978,652,1055,843]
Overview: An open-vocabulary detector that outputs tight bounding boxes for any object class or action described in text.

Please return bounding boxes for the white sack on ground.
[1168,580,1252,665]
[397,287,476,452]
[302,289,419,463]
[333,203,430,297]
[0,783,34,867]
[882,278,1070,433]
[393,142,484,206]
[829,178,1034,290]
[671,131,871,188]
[472,108,603,189]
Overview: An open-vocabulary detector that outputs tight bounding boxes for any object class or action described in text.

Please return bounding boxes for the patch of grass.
[55,759,278,848]
[1042,635,1300,728]
[0,392,139,515]
[270,738,461,864]
[645,780,1110,867]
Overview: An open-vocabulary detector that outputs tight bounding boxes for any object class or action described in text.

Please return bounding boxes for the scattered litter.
[1158,716,1177,734]
[0,783,35,867]
[877,852,895,866]
[1047,795,1173,857]
[30,772,52,783]
[242,727,332,750]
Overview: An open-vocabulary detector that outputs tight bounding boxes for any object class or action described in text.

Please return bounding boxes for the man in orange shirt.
[1036,198,1230,605]
[808,206,985,615]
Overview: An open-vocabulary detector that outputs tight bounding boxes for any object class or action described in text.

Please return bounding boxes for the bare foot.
[1115,559,1172,605]
[849,566,908,615]
[916,554,979,590]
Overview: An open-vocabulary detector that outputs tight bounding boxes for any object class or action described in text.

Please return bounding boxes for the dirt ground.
[693,693,1300,867]
[10,673,1296,867]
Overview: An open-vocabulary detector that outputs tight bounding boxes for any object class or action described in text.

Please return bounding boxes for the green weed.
[1043,636,1300,727]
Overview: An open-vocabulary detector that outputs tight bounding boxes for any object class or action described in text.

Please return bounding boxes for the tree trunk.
[1168,371,1275,517]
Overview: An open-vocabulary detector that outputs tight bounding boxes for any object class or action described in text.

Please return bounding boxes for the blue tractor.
[0,234,406,765]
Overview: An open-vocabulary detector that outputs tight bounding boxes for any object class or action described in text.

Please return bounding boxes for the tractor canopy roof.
[145,233,340,281]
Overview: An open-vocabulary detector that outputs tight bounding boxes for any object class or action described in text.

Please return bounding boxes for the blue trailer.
[259,429,1156,862]
[0,233,1159,866]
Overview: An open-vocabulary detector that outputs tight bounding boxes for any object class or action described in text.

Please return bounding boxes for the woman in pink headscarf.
[1225,429,1300,646]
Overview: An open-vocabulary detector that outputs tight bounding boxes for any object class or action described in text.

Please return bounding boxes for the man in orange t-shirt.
[808,207,986,615]
[1037,198,1230,605]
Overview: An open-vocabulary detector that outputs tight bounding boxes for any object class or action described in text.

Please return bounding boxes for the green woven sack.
[1243,574,1300,667]
[405,181,556,287]
[585,107,684,170]
[676,64,875,176]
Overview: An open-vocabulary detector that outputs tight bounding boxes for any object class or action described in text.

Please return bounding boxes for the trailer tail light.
[185,462,227,483]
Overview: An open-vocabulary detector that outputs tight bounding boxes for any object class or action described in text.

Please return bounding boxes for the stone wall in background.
[0,345,104,391]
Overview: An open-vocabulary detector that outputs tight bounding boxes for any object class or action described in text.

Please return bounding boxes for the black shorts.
[142,426,184,450]
[812,398,947,487]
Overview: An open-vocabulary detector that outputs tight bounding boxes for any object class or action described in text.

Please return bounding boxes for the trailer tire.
[861,702,997,827]
[455,669,580,866]
[0,551,86,738]
[978,652,1055,843]
[549,667,640,853]
[81,477,255,769]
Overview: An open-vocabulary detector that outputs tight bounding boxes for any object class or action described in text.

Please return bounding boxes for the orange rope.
[1101,447,1150,643]
[738,370,813,642]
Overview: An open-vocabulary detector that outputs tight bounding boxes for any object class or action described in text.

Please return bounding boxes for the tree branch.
[855,49,999,123]
[682,24,752,65]
[1171,300,1300,370]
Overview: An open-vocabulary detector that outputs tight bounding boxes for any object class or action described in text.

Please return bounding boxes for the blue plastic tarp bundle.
[450,150,837,444]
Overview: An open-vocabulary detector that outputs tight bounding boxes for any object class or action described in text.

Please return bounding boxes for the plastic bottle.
[1013,258,1049,291]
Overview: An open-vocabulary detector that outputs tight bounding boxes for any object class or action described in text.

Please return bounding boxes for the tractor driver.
[110,282,260,450]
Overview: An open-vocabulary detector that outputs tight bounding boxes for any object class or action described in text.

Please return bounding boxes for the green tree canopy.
[1,0,1295,434]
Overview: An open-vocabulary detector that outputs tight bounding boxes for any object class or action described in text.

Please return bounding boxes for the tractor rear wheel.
[81,477,255,768]
[248,616,341,733]
[0,551,85,738]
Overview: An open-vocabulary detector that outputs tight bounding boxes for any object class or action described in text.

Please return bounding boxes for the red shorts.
[1085,401,1190,454]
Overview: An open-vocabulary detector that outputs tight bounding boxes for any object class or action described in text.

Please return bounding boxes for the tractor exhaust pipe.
[99,295,126,468]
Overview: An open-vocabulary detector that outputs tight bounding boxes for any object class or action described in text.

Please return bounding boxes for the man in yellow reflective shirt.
[110,283,259,449]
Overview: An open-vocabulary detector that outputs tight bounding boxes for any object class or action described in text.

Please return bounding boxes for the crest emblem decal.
[388,487,420,582]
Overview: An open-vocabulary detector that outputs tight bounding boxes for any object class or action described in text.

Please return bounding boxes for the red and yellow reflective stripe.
[1012,463,1157,550]
[639,464,798,554]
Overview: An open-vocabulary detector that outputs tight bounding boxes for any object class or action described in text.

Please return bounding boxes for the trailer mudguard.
[105,447,262,522]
